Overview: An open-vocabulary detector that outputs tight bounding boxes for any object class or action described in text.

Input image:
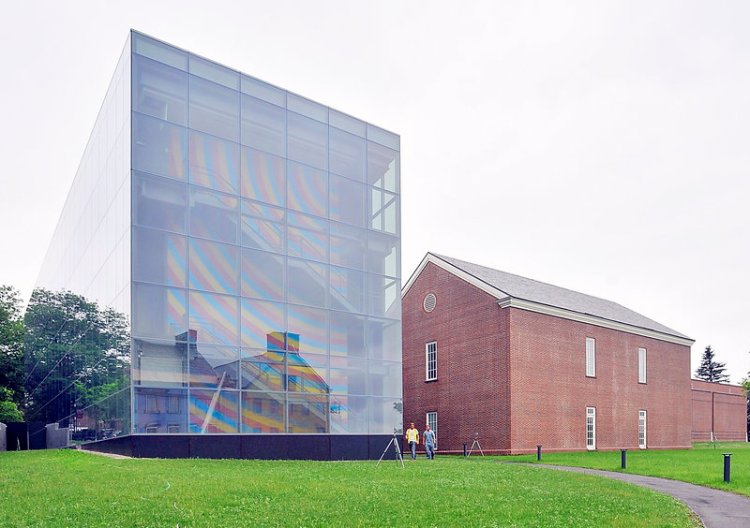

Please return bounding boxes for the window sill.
[425,378,438,383]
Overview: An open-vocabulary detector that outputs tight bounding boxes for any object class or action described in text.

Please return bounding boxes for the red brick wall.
[508,308,692,453]
[402,262,510,453]
[691,380,747,442]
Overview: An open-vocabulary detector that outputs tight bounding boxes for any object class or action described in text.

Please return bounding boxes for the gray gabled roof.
[407,253,692,343]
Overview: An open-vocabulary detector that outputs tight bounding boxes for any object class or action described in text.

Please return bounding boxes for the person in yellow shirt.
[405,422,419,460]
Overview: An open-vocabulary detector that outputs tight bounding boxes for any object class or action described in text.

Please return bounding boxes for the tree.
[0,285,25,405]
[0,387,23,422]
[24,289,130,426]
[694,345,729,383]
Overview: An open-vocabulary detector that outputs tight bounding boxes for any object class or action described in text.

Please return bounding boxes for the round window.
[423,293,437,313]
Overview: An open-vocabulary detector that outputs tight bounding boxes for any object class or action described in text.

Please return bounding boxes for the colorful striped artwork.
[287,305,327,355]
[189,189,238,243]
[189,239,238,294]
[287,162,327,217]
[165,288,188,337]
[240,249,284,301]
[189,291,239,345]
[240,360,284,392]
[165,235,187,287]
[241,148,285,206]
[241,392,285,433]
[240,299,284,349]
[189,389,239,433]
[188,131,239,194]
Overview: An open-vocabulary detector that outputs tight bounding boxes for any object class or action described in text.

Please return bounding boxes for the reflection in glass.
[188,344,239,388]
[287,304,328,355]
[287,112,327,170]
[133,284,187,340]
[189,75,239,141]
[133,171,187,233]
[190,188,238,243]
[241,392,285,433]
[241,75,286,107]
[367,318,402,361]
[330,224,366,271]
[133,55,187,125]
[288,259,327,308]
[329,395,368,433]
[189,131,240,194]
[367,141,399,192]
[241,358,285,392]
[189,389,239,433]
[241,147,285,205]
[287,162,327,217]
[367,274,401,319]
[367,231,399,278]
[370,397,403,435]
[329,358,367,395]
[369,189,398,235]
[134,337,187,387]
[330,175,365,227]
[132,113,187,180]
[287,351,328,394]
[288,394,328,433]
[287,212,327,263]
[241,298,284,349]
[330,312,366,358]
[241,95,286,157]
[330,128,365,181]
[240,199,285,253]
[367,360,402,397]
[189,239,239,295]
[135,388,188,434]
[133,227,187,287]
[189,55,239,89]
[330,266,365,313]
[189,290,239,346]
[241,249,284,301]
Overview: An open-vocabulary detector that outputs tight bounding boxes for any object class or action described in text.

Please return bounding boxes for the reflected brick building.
[402,253,695,454]
[34,30,402,459]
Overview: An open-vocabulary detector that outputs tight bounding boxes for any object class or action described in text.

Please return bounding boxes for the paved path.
[530,464,750,528]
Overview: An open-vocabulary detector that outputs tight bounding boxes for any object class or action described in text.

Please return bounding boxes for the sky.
[1,1,748,381]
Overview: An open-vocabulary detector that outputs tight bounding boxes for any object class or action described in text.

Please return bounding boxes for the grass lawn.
[504,442,750,496]
[0,449,699,527]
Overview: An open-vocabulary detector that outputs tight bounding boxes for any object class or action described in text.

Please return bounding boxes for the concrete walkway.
[531,464,750,528]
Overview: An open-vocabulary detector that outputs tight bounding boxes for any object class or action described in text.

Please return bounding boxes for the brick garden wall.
[691,379,747,442]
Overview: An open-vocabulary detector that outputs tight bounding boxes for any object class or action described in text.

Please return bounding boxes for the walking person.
[405,422,419,460]
[423,424,436,460]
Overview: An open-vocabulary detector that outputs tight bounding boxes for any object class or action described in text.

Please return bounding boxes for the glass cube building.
[33,30,402,453]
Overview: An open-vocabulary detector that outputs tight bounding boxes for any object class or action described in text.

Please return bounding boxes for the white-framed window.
[425,341,437,381]
[585,337,596,377]
[638,347,647,384]
[426,411,438,447]
[586,407,596,450]
[638,410,647,449]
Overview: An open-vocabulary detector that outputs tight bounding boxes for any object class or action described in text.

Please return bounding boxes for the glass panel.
[367,274,401,318]
[288,259,327,308]
[189,389,239,433]
[367,141,399,193]
[330,312,366,358]
[240,147,285,205]
[368,360,402,397]
[369,189,399,235]
[367,124,400,150]
[330,266,365,313]
[287,93,328,123]
[133,227,187,287]
[367,317,401,361]
[241,249,284,301]
[241,75,286,107]
[240,298,285,349]
[133,337,187,387]
[287,352,328,394]
[133,55,187,125]
[330,128,365,181]
[240,200,285,253]
[329,356,367,395]
[241,391,285,433]
[133,171,187,233]
[134,388,188,434]
[189,239,239,294]
[188,344,239,388]
[287,212,327,263]
[132,32,188,71]
[329,395,369,433]
[189,75,240,141]
[288,394,328,433]
[189,55,239,89]
[287,112,327,170]
[240,95,285,157]
[329,110,366,138]
[367,231,399,278]
[188,131,240,194]
[287,161,327,217]
[241,357,285,392]
[330,175,365,226]
[189,290,239,346]
[287,304,328,355]
[132,284,188,341]
[370,397,403,434]
[132,113,187,180]
[330,224,366,271]
[189,188,238,243]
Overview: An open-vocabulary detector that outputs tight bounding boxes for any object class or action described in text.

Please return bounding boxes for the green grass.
[504,442,750,496]
[0,450,698,527]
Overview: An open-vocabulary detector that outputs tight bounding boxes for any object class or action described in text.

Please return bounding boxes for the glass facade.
[31,30,402,441]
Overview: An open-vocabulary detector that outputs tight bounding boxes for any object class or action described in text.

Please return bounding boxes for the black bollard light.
[723,453,732,483]
[621,449,627,469]
[463,443,467,457]
[537,445,542,462]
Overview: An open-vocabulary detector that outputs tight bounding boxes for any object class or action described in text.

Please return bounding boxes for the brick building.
[691,380,747,442]
[402,253,695,454]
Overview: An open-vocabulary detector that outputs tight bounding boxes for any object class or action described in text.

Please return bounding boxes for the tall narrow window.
[638,347,647,384]
[425,341,437,381]
[426,411,438,446]
[638,410,647,449]
[586,407,596,450]
[585,337,596,377]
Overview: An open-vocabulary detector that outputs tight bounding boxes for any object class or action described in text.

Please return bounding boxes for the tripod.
[467,434,485,456]
[377,432,405,468]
